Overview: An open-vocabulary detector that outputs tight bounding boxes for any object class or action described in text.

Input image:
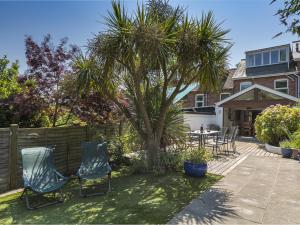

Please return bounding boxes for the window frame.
[263,51,270,65]
[246,54,255,67]
[274,79,289,94]
[279,48,288,62]
[240,81,252,91]
[195,94,205,108]
[254,53,262,66]
[220,92,231,101]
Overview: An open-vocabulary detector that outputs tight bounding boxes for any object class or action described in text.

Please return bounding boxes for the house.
[180,41,300,135]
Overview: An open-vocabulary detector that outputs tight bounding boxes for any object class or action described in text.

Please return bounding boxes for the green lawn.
[0,169,222,224]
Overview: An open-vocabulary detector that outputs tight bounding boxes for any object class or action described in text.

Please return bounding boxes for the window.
[246,55,255,67]
[255,53,262,66]
[279,49,287,62]
[195,94,205,107]
[263,52,270,65]
[274,79,288,94]
[271,50,279,64]
[220,93,231,101]
[240,81,252,91]
[246,47,288,68]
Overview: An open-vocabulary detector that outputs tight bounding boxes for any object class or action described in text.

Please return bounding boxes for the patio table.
[189,130,220,147]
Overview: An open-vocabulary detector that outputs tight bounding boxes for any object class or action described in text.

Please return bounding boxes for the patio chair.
[211,127,228,143]
[206,132,227,156]
[218,127,229,140]
[77,141,112,197]
[226,126,239,153]
[20,147,68,210]
[186,132,199,148]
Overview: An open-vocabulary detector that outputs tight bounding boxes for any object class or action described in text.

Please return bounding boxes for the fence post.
[86,125,90,141]
[9,124,18,189]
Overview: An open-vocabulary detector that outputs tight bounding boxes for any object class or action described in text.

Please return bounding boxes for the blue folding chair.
[77,142,112,197]
[20,147,68,209]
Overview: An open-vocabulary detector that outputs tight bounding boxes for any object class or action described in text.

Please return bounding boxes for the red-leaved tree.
[25,34,79,127]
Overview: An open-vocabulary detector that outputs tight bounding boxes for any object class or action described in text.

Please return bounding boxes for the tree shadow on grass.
[1,172,223,224]
[170,187,238,224]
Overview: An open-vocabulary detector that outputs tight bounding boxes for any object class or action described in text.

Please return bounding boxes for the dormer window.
[280,49,287,62]
[263,52,270,65]
[246,47,289,68]
[255,53,262,66]
[247,55,255,67]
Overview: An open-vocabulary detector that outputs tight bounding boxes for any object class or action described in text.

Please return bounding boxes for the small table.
[189,130,220,147]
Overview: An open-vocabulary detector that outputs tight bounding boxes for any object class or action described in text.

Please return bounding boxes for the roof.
[232,60,246,79]
[223,68,236,89]
[183,106,215,115]
[216,84,299,106]
[169,83,199,104]
[245,44,291,54]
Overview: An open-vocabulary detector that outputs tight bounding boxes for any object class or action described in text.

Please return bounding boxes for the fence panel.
[0,128,10,192]
[0,124,120,193]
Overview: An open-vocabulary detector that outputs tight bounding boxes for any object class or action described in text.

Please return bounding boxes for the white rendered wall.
[215,106,223,128]
[184,113,217,131]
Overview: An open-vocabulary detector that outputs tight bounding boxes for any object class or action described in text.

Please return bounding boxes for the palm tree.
[73,0,231,171]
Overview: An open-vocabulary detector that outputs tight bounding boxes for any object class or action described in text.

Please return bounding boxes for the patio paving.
[207,140,279,176]
[169,154,300,224]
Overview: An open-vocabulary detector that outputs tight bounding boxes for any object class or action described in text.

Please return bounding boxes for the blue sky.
[0,0,298,73]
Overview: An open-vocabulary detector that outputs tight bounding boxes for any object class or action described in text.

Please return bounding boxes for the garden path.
[170,143,300,224]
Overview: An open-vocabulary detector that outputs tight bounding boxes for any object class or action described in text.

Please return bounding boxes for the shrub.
[255,105,300,146]
[130,149,185,174]
[184,147,212,164]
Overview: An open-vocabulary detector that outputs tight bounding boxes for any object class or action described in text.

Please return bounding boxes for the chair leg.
[58,188,64,202]
[79,174,111,198]
[23,188,64,210]
[24,189,34,210]
[107,173,112,193]
[226,144,229,155]
[233,141,236,154]
[20,189,26,200]
[79,178,86,197]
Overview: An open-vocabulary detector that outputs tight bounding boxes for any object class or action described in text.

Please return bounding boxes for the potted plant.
[183,147,211,177]
[279,129,300,160]
[279,140,293,158]
[289,131,300,160]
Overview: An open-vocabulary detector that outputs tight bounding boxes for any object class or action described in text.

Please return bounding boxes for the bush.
[255,105,300,146]
[130,149,185,174]
[184,147,212,164]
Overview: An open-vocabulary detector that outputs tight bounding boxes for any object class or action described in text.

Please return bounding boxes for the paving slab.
[169,156,300,225]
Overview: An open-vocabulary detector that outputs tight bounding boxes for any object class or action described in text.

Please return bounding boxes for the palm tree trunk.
[145,135,161,171]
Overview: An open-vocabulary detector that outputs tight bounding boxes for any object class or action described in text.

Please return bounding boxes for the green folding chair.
[77,142,112,197]
[20,147,68,209]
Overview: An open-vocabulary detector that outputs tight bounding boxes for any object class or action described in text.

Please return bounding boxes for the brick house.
[180,41,300,135]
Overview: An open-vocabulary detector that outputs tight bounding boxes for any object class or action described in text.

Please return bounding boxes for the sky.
[0,0,298,73]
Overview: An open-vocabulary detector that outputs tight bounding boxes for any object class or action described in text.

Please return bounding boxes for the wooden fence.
[0,124,118,193]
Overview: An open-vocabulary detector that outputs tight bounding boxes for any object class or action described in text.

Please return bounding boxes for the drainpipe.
[298,72,300,98]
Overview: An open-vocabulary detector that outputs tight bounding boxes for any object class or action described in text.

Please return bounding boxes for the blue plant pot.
[281,148,293,158]
[184,161,207,177]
